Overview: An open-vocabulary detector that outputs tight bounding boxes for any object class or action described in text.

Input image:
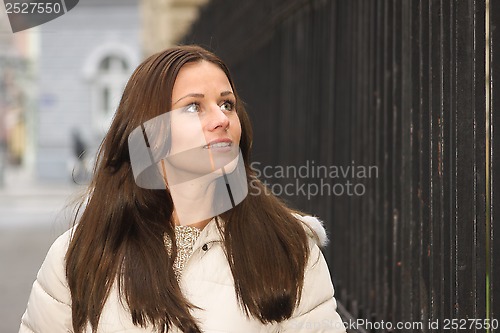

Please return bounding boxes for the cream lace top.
[164,225,202,281]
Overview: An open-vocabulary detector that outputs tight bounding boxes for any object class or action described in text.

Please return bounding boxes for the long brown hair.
[66,45,310,333]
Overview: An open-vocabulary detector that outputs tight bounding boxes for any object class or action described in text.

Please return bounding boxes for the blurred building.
[140,0,209,56]
[0,10,36,186]
[35,0,140,182]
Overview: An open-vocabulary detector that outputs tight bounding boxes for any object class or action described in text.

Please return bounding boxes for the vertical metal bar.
[487,0,499,325]
[338,0,349,311]
[420,0,432,326]
[410,0,424,326]
[374,0,385,323]
[344,0,366,322]
[332,0,341,304]
[473,1,488,331]
[448,0,459,326]
[383,0,394,323]
[430,0,444,329]
[484,0,492,330]
[351,0,361,318]
[358,0,372,322]
[455,0,476,325]
[310,0,323,227]
[391,0,403,326]
[325,0,338,268]
[440,0,454,325]
[400,0,413,329]
[366,0,377,322]
[345,0,356,315]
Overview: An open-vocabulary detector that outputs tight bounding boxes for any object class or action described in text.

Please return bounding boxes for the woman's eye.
[185,103,200,113]
[220,100,235,111]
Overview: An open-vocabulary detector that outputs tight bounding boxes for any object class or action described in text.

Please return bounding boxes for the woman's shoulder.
[45,227,74,262]
[291,213,329,247]
[33,226,75,304]
[19,227,75,332]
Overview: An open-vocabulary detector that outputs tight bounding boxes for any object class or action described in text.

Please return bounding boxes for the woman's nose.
[207,106,230,131]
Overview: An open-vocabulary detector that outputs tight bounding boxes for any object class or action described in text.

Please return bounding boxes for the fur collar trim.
[293,213,329,247]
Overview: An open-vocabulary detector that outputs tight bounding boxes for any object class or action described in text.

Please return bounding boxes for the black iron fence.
[183,0,498,331]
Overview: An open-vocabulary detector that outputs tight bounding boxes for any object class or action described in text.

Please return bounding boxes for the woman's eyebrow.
[174,91,234,105]
[174,93,204,105]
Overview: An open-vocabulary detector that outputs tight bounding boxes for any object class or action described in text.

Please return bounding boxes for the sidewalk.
[0,166,84,333]
[0,166,82,227]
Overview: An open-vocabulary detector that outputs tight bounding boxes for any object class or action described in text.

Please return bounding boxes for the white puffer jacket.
[19,215,346,333]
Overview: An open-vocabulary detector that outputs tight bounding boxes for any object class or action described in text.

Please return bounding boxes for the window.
[93,55,129,134]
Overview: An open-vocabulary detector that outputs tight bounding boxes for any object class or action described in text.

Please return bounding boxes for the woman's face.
[165,60,242,178]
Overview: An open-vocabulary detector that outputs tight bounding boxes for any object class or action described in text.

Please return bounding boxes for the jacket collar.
[293,214,329,247]
[191,217,223,252]
[193,214,329,250]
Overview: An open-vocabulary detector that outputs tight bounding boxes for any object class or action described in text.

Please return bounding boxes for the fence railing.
[183,0,498,331]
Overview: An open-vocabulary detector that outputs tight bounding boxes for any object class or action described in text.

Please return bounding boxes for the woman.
[19,45,346,333]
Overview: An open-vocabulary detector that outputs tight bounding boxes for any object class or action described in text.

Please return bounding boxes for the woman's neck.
[169,175,218,228]
[172,210,213,229]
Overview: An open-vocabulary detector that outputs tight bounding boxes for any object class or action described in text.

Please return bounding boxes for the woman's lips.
[203,139,233,151]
